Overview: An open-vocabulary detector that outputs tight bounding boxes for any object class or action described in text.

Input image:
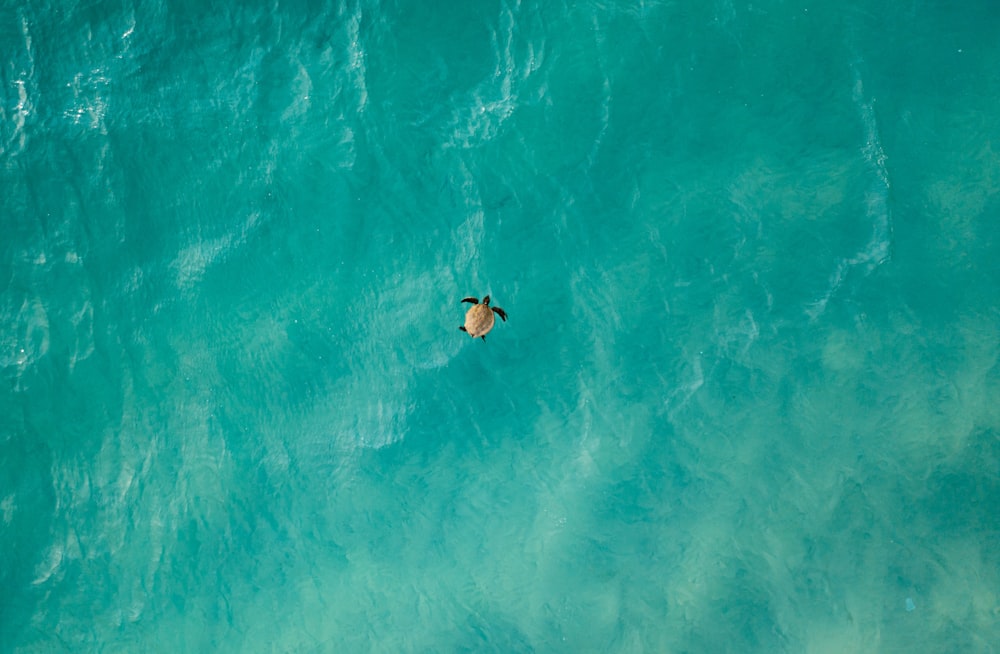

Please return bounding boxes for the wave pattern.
[3,0,1000,652]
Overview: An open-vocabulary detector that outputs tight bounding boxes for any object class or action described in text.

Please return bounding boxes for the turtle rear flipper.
[480,335,486,342]
[492,306,507,322]
[461,297,479,304]
[459,326,468,333]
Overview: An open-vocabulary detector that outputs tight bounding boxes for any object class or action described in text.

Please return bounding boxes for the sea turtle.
[459,295,507,341]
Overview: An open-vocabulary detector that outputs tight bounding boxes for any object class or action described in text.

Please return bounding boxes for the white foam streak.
[13,80,31,146]
[66,69,110,133]
[31,545,64,585]
[0,15,35,156]
[665,353,704,419]
[0,495,13,525]
[7,16,35,156]
[282,61,313,121]
[345,7,368,115]
[63,10,141,134]
[69,299,95,371]
[584,16,612,169]
[121,11,136,42]
[854,71,892,271]
[808,66,893,320]
[445,0,542,148]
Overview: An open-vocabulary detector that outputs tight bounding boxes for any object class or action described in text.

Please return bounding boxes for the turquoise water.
[3,0,999,651]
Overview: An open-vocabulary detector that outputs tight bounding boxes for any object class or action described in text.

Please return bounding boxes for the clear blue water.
[2,0,999,651]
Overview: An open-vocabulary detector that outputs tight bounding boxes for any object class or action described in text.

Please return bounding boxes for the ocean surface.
[2,0,999,651]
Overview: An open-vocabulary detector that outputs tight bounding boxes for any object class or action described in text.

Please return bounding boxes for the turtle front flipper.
[492,306,507,322]
[461,297,479,304]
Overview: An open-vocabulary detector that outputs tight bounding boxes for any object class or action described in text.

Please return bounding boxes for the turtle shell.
[464,303,496,338]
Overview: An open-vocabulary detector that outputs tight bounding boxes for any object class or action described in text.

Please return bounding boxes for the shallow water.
[2,0,999,651]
